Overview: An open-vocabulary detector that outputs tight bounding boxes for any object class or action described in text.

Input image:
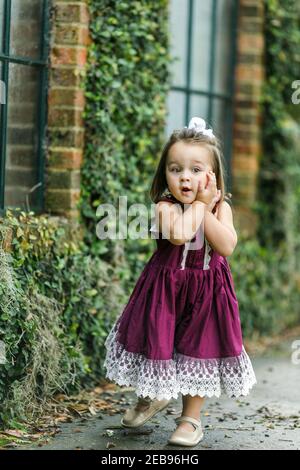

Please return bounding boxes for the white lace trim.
[150,219,211,271]
[104,321,257,401]
[203,237,212,270]
[180,241,190,270]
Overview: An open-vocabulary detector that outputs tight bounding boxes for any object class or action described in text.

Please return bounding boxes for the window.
[0,0,50,214]
[167,0,239,190]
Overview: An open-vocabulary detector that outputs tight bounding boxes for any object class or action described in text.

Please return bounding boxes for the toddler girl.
[104,117,256,447]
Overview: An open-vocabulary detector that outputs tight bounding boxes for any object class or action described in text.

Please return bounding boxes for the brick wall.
[46,0,91,218]
[45,0,265,231]
[232,0,265,236]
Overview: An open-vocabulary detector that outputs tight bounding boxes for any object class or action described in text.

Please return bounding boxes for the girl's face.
[165,141,213,203]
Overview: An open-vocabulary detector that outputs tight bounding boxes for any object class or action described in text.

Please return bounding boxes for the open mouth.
[181,187,192,194]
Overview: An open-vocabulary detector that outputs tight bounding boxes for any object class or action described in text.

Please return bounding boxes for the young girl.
[104,117,256,447]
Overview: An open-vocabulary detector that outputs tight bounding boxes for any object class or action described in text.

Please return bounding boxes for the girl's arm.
[156,200,206,245]
[203,201,238,257]
[155,172,218,245]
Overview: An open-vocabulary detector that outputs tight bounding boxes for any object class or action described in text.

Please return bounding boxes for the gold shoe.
[168,416,204,447]
[121,397,171,428]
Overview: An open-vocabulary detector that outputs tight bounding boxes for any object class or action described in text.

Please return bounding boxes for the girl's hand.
[195,171,218,206]
[206,189,221,213]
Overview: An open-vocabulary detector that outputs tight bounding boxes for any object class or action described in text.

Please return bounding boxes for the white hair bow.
[186,117,214,138]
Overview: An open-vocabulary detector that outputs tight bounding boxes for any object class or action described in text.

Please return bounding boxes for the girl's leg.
[178,394,205,432]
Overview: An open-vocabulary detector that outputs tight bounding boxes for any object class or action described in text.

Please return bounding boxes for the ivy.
[80,0,172,287]
[256,0,300,254]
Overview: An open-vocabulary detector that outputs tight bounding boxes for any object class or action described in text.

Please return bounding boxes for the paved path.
[20,339,300,450]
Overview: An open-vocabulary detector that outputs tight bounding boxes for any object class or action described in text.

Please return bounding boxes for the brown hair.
[149,127,232,209]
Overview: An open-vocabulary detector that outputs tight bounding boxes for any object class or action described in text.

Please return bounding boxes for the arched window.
[0,0,50,214]
[167,0,238,190]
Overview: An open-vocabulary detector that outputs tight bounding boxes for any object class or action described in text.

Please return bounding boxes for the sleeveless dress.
[104,194,256,400]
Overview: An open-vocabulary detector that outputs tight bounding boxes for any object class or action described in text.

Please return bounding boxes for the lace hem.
[203,237,212,270]
[104,322,257,400]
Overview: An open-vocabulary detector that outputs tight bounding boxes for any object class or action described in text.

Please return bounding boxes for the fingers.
[208,170,216,184]
[199,172,218,194]
[214,189,221,200]
[207,172,217,193]
[207,171,215,181]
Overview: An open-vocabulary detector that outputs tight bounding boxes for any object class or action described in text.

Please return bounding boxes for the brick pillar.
[46,0,91,218]
[232,0,265,236]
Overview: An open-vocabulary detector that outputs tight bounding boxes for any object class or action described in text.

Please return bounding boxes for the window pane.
[0,0,4,53]
[191,0,212,92]
[167,0,236,182]
[189,94,209,124]
[212,98,232,179]
[214,0,236,95]
[212,99,232,187]
[169,0,188,87]
[166,90,186,137]
[5,63,40,210]
[212,97,228,142]
[10,0,43,59]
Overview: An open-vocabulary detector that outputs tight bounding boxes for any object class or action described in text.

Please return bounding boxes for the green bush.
[230,233,300,337]
[0,211,125,426]
[80,0,172,286]
[257,0,300,249]
[251,0,300,335]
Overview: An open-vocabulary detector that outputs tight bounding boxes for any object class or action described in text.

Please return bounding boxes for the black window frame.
[169,0,239,192]
[0,0,50,215]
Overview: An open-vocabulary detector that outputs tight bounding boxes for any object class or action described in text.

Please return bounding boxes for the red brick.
[236,64,265,82]
[48,128,84,148]
[234,109,259,125]
[48,107,84,127]
[51,46,87,66]
[49,88,85,108]
[233,140,261,156]
[45,189,81,212]
[238,34,264,52]
[234,96,260,110]
[48,148,83,170]
[54,23,91,46]
[49,67,83,87]
[47,169,81,190]
[233,124,261,141]
[232,155,259,172]
[55,2,90,24]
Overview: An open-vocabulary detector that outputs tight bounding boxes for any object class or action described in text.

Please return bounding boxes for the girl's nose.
[180,173,191,182]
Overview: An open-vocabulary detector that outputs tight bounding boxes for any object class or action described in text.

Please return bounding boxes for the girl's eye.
[170,168,203,173]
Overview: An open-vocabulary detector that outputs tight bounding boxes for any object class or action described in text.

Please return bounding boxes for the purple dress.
[104,194,256,400]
